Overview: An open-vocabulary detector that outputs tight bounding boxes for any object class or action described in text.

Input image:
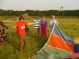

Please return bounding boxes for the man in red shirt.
[16,16,28,52]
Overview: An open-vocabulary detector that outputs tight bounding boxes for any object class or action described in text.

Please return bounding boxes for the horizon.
[0,9,79,11]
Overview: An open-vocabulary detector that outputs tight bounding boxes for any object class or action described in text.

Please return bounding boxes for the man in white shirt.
[50,15,58,32]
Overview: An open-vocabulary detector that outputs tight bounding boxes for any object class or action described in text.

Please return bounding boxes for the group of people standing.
[16,15,58,52]
[0,15,57,52]
[34,16,47,38]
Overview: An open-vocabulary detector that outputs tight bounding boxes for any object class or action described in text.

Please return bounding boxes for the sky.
[0,0,79,11]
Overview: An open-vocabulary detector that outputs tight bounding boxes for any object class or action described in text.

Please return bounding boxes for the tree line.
[0,9,79,16]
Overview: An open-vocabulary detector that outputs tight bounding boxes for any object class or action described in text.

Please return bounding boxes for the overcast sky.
[0,0,79,11]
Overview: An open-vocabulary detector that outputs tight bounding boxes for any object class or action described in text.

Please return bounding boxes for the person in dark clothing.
[0,21,8,42]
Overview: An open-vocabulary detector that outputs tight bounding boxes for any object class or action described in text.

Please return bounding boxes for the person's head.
[18,16,25,21]
[52,15,55,18]
[43,16,46,20]
[51,15,55,19]
[35,16,39,20]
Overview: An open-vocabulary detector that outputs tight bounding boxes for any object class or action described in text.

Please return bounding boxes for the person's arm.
[53,20,58,26]
[28,23,35,25]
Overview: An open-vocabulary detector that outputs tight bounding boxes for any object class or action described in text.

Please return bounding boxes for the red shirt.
[16,21,28,36]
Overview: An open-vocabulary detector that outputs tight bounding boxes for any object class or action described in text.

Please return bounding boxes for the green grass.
[58,18,79,38]
[0,16,79,59]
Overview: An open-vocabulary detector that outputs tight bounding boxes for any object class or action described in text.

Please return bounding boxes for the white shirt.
[50,19,58,25]
[50,20,54,25]
[34,19,41,28]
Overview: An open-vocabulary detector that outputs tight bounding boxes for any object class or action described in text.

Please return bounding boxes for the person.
[16,16,29,52]
[0,21,8,42]
[50,15,58,32]
[41,16,47,38]
[16,16,34,52]
[33,17,41,36]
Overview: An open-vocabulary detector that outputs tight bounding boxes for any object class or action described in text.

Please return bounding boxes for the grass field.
[0,16,79,59]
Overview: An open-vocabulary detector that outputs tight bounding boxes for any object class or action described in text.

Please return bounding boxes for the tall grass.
[0,16,79,59]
